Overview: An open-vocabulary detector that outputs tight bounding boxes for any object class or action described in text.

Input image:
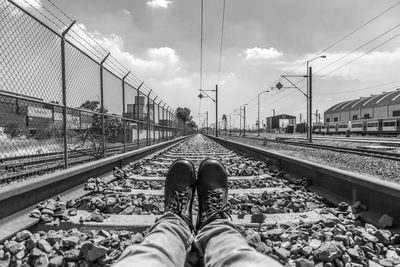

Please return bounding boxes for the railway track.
[0,140,152,184]
[229,135,400,161]
[1,134,400,266]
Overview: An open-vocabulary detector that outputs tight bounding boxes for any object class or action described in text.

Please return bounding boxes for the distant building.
[324,89,400,122]
[266,114,296,132]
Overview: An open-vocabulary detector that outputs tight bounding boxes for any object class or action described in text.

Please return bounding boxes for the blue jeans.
[114,213,282,267]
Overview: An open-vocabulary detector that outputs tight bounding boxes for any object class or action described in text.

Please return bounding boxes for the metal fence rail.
[0,0,194,181]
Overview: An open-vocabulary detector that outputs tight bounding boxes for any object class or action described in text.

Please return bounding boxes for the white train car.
[382,120,397,132]
[337,122,348,133]
[350,121,363,133]
[366,121,379,133]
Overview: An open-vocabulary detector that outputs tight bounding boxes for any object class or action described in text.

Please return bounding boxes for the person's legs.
[115,212,193,267]
[114,159,196,267]
[194,159,283,267]
[195,219,282,267]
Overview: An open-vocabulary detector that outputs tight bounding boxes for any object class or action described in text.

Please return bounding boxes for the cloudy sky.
[11,0,400,128]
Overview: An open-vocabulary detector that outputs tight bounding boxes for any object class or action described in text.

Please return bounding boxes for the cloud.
[13,0,41,9]
[278,48,400,82]
[121,9,131,15]
[148,47,178,64]
[67,24,181,81]
[146,0,173,9]
[243,47,283,60]
[98,36,179,75]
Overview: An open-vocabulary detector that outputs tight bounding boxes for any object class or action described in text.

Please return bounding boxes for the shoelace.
[201,189,232,226]
[167,188,194,230]
[168,190,189,213]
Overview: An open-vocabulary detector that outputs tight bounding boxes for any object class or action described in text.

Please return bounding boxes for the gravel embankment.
[225,136,400,184]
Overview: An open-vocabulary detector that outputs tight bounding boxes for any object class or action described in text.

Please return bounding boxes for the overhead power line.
[217,0,226,85]
[200,0,204,91]
[284,1,400,85]
[319,1,400,54]
[293,22,400,89]
[317,80,400,96]
[314,23,400,76]
[315,31,400,82]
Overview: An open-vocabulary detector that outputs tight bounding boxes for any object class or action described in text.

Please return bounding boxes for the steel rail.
[229,135,400,161]
[209,135,400,230]
[0,136,189,242]
[0,140,170,183]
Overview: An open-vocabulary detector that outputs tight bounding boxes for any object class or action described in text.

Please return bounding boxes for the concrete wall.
[350,109,361,120]
[389,104,400,117]
[332,112,340,121]
[373,106,388,118]
[361,108,373,118]
[340,111,350,121]
[324,113,331,122]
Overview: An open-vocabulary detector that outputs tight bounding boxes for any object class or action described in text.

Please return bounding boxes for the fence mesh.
[0,0,194,183]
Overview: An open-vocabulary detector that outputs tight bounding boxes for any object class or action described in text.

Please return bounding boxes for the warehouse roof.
[325,89,400,114]
[266,114,296,119]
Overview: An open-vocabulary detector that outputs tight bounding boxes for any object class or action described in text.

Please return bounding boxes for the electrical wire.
[320,1,400,55]
[315,31,400,82]
[217,0,226,85]
[200,0,204,91]
[314,23,400,76]
[317,80,400,96]
[293,23,400,89]
[282,1,400,89]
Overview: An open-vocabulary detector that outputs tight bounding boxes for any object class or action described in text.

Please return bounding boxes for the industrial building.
[324,89,400,122]
[266,114,296,133]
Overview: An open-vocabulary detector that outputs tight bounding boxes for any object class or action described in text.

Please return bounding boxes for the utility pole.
[215,84,218,137]
[198,85,218,137]
[308,66,312,142]
[278,55,325,142]
[257,90,270,137]
[239,107,242,136]
[243,105,246,137]
[206,111,209,135]
[229,113,231,133]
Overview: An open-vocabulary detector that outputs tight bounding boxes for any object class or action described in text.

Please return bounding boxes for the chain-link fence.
[0,0,194,182]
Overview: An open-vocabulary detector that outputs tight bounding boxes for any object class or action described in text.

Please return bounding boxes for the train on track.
[313,116,400,135]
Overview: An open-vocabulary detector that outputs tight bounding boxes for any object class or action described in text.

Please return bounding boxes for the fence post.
[146,91,152,146]
[162,103,166,141]
[136,82,144,148]
[61,21,75,169]
[170,108,174,139]
[167,107,171,140]
[100,53,110,158]
[157,99,162,143]
[122,72,130,153]
[153,97,157,144]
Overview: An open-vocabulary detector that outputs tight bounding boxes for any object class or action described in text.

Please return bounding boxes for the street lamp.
[257,89,272,137]
[306,55,326,142]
